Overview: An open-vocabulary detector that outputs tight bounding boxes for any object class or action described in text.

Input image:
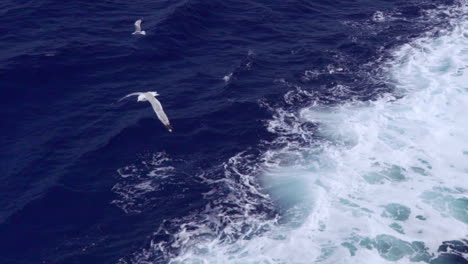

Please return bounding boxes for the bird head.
[137,94,147,102]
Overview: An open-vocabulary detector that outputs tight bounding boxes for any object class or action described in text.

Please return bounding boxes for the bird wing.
[145,93,173,132]
[118,92,142,102]
[134,19,142,32]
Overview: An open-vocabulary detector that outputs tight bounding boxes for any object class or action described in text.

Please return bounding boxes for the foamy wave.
[256,4,468,263]
[118,150,277,264]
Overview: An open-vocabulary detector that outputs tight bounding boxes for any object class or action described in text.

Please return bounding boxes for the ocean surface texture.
[1,0,467,263]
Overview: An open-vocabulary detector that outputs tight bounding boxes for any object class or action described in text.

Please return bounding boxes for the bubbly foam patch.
[112,152,176,214]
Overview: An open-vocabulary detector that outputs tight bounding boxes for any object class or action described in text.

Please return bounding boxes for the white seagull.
[119,92,173,132]
[132,18,146,35]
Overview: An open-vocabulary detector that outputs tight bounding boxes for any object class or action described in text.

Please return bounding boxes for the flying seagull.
[119,92,173,132]
[132,18,146,35]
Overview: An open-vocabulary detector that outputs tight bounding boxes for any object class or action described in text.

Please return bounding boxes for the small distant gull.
[119,92,173,132]
[132,18,146,35]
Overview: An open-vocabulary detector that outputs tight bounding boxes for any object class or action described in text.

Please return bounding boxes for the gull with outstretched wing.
[119,92,173,132]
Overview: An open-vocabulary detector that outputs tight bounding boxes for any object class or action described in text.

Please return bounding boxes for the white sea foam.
[261,9,468,263]
[112,152,175,214]
[372,11,386,22]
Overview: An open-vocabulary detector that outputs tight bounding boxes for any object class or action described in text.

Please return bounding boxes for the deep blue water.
[1,0,467,263]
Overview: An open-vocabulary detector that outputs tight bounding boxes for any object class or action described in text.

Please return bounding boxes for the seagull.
[132,18,146,35]
[119,92,173,132]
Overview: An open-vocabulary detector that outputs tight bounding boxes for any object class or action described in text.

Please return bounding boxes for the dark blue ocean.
[1,0,467,263]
